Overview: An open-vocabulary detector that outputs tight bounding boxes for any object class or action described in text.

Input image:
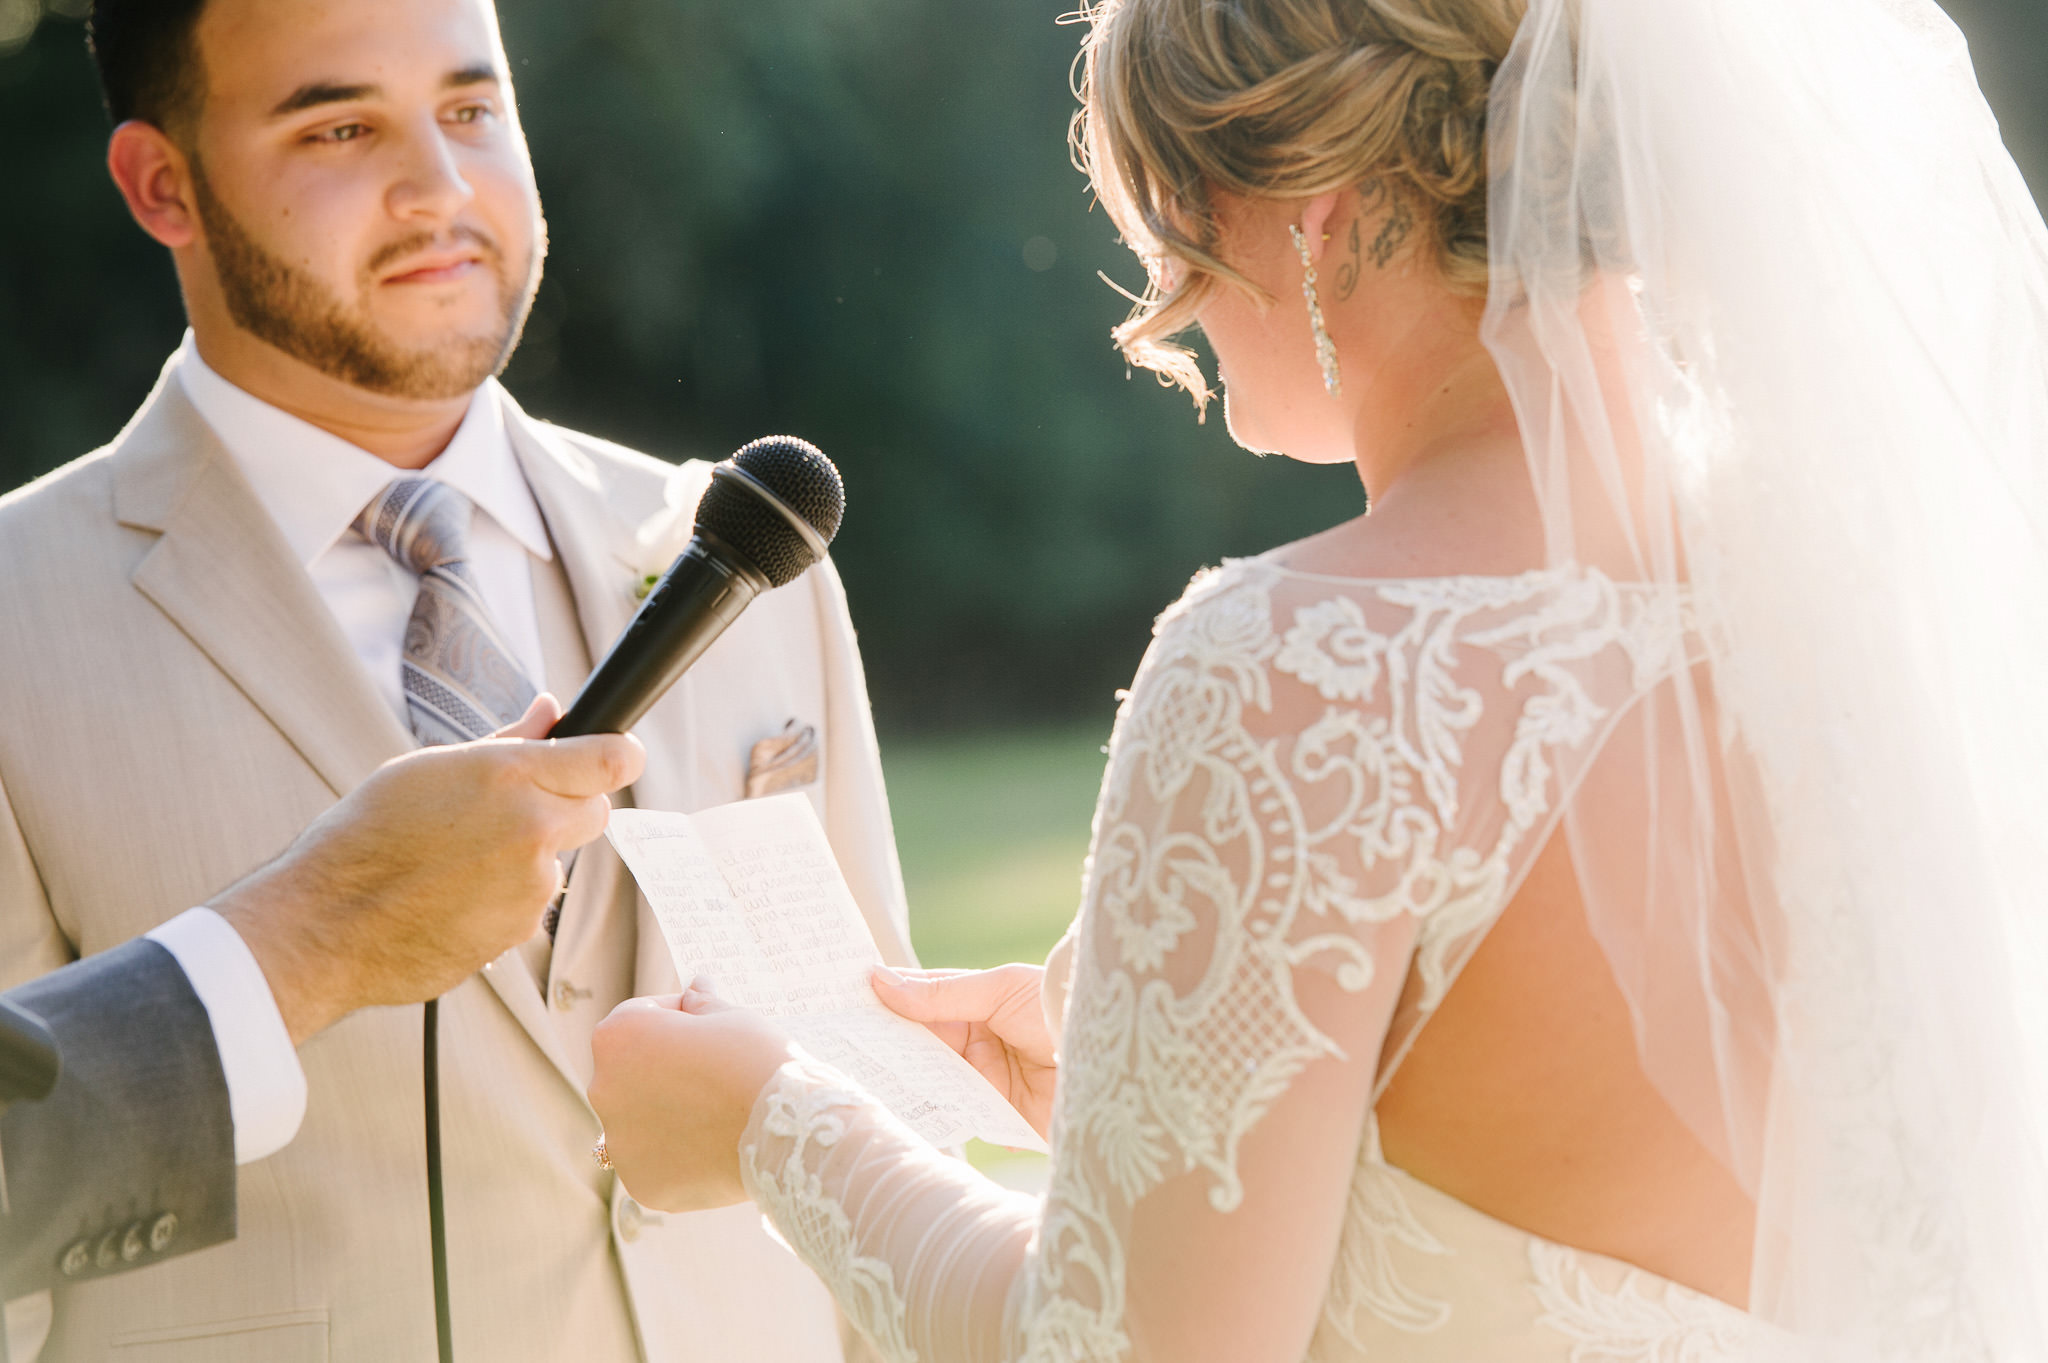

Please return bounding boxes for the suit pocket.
[109,1308,328,1362]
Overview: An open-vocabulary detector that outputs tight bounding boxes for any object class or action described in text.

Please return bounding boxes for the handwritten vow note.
[608,796,1048,1153]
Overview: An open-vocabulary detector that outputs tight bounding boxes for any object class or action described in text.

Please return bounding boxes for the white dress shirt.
[139,335,556,1168]
[175,332,555,717]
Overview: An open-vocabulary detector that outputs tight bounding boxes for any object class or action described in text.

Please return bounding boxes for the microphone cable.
[424,998,453,1363]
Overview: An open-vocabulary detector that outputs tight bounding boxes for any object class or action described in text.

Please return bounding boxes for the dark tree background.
[3,0,2043,732]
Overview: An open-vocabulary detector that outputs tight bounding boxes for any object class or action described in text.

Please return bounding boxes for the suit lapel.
[477,948,586,1092]
[499,396,677,1073]
[501,395,705,999]
[500,396,700,817]
[500,398,640,682]
[115,378,412,799]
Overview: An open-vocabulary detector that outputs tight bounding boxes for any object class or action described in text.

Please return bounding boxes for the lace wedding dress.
[739,557,1780,1362]
[731,0,2048,1346]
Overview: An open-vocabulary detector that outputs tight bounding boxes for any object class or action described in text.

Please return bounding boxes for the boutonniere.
[629,459,716,600]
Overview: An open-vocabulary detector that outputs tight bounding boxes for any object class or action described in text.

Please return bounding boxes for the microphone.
[550,435,846,739]
[419,437,844,1363]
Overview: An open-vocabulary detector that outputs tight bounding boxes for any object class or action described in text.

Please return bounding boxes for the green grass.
[882,725,1111,972]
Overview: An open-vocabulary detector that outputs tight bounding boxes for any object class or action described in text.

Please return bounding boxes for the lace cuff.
[740,1057,1037,1363]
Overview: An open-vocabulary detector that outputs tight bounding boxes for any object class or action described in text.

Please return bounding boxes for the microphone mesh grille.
[733,436,845,543]
[694,436,845,588]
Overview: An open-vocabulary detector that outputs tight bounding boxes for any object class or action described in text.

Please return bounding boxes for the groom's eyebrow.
[268,67,499,118]
[270,81,380,117]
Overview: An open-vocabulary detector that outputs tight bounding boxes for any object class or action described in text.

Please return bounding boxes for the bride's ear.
[1298,191,1344,263]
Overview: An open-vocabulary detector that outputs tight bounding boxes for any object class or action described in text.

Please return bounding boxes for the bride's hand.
[870,963,1058,1140]
[587,978,797,1213]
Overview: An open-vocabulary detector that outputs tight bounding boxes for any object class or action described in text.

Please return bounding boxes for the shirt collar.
[173,332,553,567]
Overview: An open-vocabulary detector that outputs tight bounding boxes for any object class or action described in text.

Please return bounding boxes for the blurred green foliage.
[0,0,1361,733]
[3,0,2044,732]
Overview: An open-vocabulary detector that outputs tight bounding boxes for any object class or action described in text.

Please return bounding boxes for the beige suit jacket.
[0,357,917,1362]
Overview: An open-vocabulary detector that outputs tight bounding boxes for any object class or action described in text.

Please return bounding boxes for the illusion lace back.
[740,560,1775,1361]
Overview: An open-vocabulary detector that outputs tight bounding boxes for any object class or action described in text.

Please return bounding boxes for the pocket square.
[746,719,819,798]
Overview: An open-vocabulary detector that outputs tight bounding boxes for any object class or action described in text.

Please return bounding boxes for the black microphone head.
[734,435,845,544]
[695,436,845,588]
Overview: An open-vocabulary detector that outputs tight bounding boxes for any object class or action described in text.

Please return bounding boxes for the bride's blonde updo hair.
[1073,0,1524,405]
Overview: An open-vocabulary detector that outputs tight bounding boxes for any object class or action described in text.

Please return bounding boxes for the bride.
[589,0,2048,1356]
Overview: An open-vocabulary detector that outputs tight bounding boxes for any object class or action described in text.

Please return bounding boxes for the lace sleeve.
[739,563,1687,1363]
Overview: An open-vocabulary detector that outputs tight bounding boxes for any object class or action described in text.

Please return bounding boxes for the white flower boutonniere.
[629,459,715,599]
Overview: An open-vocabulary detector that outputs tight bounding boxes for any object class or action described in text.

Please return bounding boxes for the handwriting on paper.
[609,797,1046,1153]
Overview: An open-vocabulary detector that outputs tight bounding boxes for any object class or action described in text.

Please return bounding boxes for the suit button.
[149,1212,178,1252]
[617,1198,643,1242]
[553,980,576,1011]
[121,1222,147,1262]
[59,1240,90,1277]
[94,1231,121,1270]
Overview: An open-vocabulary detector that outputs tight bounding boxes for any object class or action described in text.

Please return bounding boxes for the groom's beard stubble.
[190,161,544,402]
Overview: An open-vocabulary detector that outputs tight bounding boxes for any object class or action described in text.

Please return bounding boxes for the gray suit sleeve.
[0,938,235,1297]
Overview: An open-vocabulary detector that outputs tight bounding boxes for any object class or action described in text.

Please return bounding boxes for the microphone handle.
[551,535,765,739]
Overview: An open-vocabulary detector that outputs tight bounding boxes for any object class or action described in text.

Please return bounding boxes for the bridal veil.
[1483,0,2048,1352]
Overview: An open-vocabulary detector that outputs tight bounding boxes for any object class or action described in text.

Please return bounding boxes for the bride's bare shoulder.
[1266,440,1546,581]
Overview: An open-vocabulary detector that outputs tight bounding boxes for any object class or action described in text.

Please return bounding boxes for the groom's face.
[180,0,543,400]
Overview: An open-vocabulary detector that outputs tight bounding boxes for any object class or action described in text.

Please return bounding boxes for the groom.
[0,0,913,1357]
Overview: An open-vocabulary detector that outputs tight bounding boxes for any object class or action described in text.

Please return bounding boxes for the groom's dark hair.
[88,0,211,138]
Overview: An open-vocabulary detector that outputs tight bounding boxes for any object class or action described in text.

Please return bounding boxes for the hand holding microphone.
[209,695,645,1045]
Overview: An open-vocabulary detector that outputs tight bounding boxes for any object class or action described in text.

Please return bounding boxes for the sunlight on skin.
[102,0,544,469]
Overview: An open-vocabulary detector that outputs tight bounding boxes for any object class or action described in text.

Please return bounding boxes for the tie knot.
[355,478,475,577]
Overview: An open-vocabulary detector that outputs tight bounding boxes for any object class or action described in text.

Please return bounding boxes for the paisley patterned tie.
[355,478,537,746]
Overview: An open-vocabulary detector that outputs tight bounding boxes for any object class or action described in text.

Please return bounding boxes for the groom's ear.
[106,121,199,251]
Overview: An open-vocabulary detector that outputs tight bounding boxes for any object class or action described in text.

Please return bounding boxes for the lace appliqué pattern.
[1318,1151,1454,1351]
[1020,562,1693,1362]
[740,1060,922,1363]
[732,562,1709,1363]
[1529,1241,1767,1363]
[1336,571,1691,1020]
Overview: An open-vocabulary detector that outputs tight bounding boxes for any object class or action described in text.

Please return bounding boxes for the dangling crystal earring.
[1289,224,1342,398]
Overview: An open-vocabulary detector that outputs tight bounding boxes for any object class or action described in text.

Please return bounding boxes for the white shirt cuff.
[146,908,308,1165]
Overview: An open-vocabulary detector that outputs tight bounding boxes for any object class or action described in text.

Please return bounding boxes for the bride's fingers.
[959,1026,1019,1079]
[883,965,1032,984]
[871,963,1037,1025]
[921,1018,973,1057]
[679,975,739,1015]
[608,993,685,1019]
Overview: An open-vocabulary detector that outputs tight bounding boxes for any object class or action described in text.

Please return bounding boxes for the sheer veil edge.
[1483,0,2048,1353]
